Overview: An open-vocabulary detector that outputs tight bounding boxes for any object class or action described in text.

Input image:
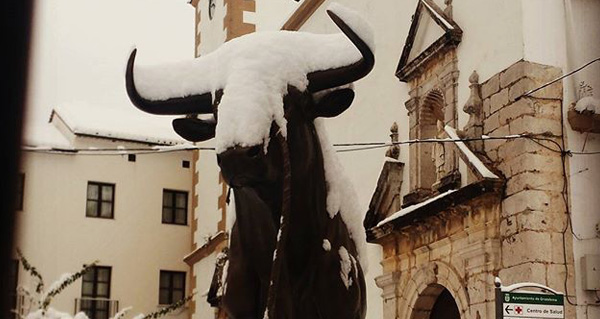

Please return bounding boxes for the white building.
[13,106,195,319]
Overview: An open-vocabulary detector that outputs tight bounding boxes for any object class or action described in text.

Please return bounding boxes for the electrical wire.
[515,56,600,101]
[22,134,600,155]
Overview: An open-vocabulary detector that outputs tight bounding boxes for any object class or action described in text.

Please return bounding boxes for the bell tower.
[190,0,256,57]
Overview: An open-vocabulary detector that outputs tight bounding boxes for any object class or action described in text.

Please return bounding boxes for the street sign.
[495,278,565,319]
[502,292,564,319]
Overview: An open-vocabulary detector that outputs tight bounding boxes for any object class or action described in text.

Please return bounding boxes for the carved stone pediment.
[395,0,462,82]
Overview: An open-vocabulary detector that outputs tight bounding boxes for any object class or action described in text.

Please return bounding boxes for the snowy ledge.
[444,125,499,180]
[376,189,457,227]
[367,179,503,242]
[367,127,503,242]
[183,231,228,266]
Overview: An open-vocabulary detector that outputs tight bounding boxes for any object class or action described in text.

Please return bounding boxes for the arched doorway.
[411,284,460,319]
[430,288,460,319]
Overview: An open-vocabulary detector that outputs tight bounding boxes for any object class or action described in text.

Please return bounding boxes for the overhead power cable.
[514,56,600,101]
[21,134,600,156]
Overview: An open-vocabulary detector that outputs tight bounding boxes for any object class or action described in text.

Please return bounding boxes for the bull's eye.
[247,145,261,158]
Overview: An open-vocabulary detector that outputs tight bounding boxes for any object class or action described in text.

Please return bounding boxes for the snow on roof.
[420,0,454,30]
[376,189,457,227]
[51,104,185,145]
[574,96,600,114]
[22,121,73,149]
[444,125,499,179]
[375,126,499,228]
[133,3,371,153]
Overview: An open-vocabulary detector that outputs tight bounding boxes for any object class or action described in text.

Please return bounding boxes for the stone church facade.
[367,60,574,319]
[364,3,575,318]
[363,2,578,319]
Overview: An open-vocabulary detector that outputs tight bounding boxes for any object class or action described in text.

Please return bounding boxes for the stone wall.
[375,193,502,319]
[480,60,576,317]
[374,60,576,319]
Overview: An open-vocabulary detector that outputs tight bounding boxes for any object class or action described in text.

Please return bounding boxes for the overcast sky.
[25,0,195,138]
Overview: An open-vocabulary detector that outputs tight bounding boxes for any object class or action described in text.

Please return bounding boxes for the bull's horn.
[125,49,214,115]
[307,8,375,93]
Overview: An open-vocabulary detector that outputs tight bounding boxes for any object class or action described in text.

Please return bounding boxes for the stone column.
[375,272,402,319]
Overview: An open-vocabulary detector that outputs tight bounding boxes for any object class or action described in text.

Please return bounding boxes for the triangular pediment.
[396,0,462,82]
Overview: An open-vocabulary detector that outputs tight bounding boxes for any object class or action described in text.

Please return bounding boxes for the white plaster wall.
[191,145,225,317]
[562,1,600,318]
[254,0,300,31]
[453,0,524,128]
[190,0,235,316]
[521,0,568,69]
[197,0,227,55]
[519,1,600,317]
[191,254,218,319]
[15,136,193,319]
[193,150,222,246]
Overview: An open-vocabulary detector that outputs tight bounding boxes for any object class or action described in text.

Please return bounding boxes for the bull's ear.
[172,117,216,142]
[313,88,355,118]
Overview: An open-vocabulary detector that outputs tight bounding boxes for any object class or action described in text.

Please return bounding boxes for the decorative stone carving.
[364,123,405,228]
[386,122,400,160]
[444,0,453,19]
[463,70,484,153]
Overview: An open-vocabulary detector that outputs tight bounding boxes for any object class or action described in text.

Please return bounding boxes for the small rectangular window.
[159,271,186,305]
[162,190,188,225]
[86,182,115,219]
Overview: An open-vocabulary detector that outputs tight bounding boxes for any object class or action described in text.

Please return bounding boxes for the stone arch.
[419,89,445,128]
[410,284,461,319]
[399,261,469,319]
[415,89,445,193]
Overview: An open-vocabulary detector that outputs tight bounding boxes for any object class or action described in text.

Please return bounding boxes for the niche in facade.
[396,0,463,206]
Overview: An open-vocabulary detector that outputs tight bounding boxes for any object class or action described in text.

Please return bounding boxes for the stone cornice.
[367,179,503,242]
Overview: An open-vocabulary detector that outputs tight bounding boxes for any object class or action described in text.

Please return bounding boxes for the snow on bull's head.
[125,3,374,185]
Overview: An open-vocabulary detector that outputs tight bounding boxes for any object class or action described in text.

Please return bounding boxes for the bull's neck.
[284,121,329,276]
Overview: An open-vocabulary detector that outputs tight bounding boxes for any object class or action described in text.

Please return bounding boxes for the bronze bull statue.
[126,5,374,319]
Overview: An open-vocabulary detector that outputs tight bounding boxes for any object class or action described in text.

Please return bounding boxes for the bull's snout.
[217,145,264,187]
